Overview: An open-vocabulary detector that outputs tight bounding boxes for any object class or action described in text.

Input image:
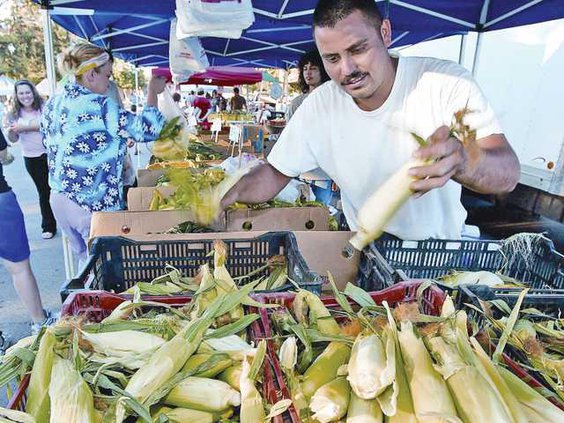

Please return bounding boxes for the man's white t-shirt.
[268,56,503,240]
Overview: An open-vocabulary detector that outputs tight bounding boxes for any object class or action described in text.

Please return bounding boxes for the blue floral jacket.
[40,83,164,212]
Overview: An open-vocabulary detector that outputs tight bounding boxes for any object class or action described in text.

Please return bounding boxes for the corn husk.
[301,342,351,400]
[347,332,394,399]
[428,336,512,423]
[498,366,564,422]
[218,364,243,391]
[439,271,504,287]
[80,330,165,357]
[25,329,55,423]
[116,318,211,421]
[239,340,267,423]
[293,290,341,336]
[310,376,351,423]
[279,336,298,371]
[164,377,241,412]
[397,321,458,421]
[152,406,215,423]
[48,357,96,423]
[383,302,417,422]
[346,392,383,423]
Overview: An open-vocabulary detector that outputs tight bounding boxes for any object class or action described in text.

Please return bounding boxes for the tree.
[0,0,72,83]
[113,59,146,90]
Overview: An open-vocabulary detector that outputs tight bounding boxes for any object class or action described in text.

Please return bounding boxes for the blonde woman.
[40,43,166,263]
[7,80,57,239]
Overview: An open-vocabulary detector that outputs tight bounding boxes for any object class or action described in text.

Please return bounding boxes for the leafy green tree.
[113,59,146,90]
[0,0,71,83]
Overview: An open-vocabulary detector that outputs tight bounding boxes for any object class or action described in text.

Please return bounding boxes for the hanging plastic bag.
[169,18,209,84]
[175,0,254,39]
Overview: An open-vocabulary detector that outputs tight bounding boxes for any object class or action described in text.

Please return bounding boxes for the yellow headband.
[75,52,110,76]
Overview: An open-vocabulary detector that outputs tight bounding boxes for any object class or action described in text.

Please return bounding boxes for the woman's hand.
[146,76,167,107]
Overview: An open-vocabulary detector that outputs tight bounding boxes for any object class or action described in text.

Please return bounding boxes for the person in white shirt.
[220,0,520,241]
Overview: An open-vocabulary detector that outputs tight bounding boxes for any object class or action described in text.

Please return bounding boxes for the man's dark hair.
[233,87,240,94]
[172,92,181,102]
[197,89,204,95]
[313,0,383,28]
[297,49,330,93]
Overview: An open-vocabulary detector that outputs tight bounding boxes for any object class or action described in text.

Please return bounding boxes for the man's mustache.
[342,71,367,85]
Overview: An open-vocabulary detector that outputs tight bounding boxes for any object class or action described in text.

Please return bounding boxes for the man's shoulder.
[403,56,471,79]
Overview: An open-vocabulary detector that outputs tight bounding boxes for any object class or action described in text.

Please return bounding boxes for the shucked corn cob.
[349,108,476,250]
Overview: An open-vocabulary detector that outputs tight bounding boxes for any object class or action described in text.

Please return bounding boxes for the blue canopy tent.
[33,1,564,70]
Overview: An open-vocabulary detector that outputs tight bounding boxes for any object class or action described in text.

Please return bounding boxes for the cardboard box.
[136,169,167,187]
[127,187,176,211]
[91,206,330,239]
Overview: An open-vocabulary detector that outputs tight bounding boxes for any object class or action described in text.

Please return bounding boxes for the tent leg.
[42,7,76,279]
[134,68,141,168]
[41,8,57,96]
[471,32,483,77]
[458,33,467,66]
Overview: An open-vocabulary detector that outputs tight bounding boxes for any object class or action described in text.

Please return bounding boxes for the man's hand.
[408,125,467,196]
[148,76,166,95]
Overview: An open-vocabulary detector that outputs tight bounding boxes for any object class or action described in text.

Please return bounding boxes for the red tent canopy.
[153,67,262,86]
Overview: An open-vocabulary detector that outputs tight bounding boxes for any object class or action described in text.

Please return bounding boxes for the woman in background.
[7,80,57,239]
[40,43,166,264]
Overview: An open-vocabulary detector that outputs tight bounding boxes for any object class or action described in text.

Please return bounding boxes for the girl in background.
[7,80,57,239]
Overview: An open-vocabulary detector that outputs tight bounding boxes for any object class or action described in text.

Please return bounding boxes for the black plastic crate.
[60,232,322,301]
[457,284,564,322]
[357,237,563,292]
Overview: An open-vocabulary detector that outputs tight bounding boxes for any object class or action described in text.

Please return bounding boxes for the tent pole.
[458,33,467,66]
[41,8,56,96]
[134,67,141,167]
[42,6,75,279]
[471,32,483,77]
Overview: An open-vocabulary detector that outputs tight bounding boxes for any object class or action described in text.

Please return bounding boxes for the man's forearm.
[455,135,520,194]
[221,163,291,208]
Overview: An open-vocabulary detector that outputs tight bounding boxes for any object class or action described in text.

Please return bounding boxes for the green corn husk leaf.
[203,314,260,339]
[344,283,377,308]
[152,406,215,423]
[0,407,35,423]
[302,342,351,400]
[265,399,292,422]
[310,376,351,423]
[498,366,564,421]
[493,288,529,363]
[182,353,233,378]
[327,272,354,315]
[25,329,55,422]
[397,320,458,421]
[346,391,383,423]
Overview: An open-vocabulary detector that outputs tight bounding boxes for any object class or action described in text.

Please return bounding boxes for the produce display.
[151,117,227,164]
[149,168,338,230]
[0,241,291,422]
[264,280,564,422]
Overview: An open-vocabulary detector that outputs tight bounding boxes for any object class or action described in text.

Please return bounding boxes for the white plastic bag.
[175,0,254,39]
[169,18,208,84]
[158,86,187,123]
[276,179,315,203]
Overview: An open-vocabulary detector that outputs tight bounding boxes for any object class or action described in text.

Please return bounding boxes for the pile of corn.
[466,290,564,403]
[151,117,226,164]
[271,281,564,422]
[0,241,290,422]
